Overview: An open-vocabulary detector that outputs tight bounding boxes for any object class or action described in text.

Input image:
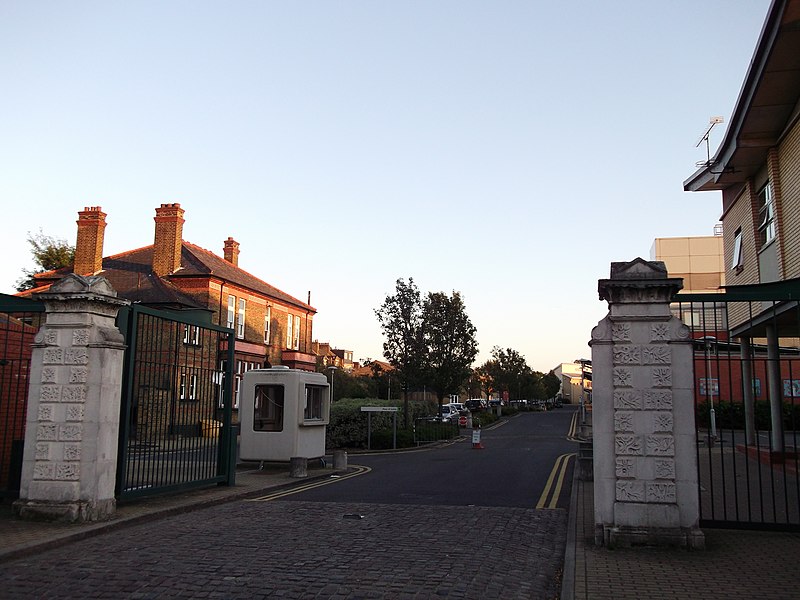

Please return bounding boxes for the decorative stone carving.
[614,411,634,432]
[646,435,675,456]
[615,434,643,455]
[655,459,675,479]
[612,323,631,341]
[66,406,84,422]
[35,443,50,461]
[43,348,64,364]
[65,348,89,365]
[614,345,641,365]
[37,424,57,441]
[55,464,80,481]
[652,367,672,387]
[642,345,670,364]
[616,481,645,502]
[59,424,83,442]
[613,367,633,387]
[40,385,61,402]
[644,391,672,410]
[63,386,87,403]
[653,413,673,432]
[647,482,677,503]
[41,367,57,383]
[64,444,81,461]
[38,405,53,421]
[69,367,88,383]
[650,323,670,341]
[614,390,642,410]
[72,329,90,346]
[616,458,636,478]
[33,463,55,480]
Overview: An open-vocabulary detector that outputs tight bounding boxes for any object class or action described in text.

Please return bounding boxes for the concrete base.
[596,523,705,550]
[13,498,116,523]
[332,450,348,470]
[289,457,308,478]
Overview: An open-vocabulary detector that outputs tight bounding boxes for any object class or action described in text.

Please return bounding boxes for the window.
[264,306,271,344]
[699,378,719,397]
[183,324,200,345]
[758,181,776,246]
[304,384,325,420]
[253,384,284,431]
[180,372,197,400]
[286,314,293,348]
[227,295,236,330]
[237,298,246,339]
[293,315,301,350]
[731,228,743,272]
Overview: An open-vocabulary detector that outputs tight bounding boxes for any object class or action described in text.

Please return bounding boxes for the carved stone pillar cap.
[34,274,130,307]
[598,258,683,304]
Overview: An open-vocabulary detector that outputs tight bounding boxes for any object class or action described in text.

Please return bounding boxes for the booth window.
[305,384,325,420]
[254,384,284,431]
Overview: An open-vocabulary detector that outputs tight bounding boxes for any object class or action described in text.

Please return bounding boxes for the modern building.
[650,234,725,294]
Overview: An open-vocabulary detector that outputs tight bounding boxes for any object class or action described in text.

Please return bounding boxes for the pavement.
[3,450,800,599]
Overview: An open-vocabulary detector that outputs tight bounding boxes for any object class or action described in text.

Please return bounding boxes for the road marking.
[536,453,576,509]
[566,411,579,440]
[246,465,371,502]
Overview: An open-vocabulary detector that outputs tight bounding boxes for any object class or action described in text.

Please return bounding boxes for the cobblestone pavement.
[1,500,567,599]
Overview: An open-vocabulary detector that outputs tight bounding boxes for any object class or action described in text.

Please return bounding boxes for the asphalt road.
[2,408,579,600]
[282,408,579,509]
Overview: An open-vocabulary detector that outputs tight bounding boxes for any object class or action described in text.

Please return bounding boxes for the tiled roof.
[25,242,315,313]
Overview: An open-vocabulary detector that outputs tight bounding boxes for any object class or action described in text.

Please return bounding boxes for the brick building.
[26,204,317,408]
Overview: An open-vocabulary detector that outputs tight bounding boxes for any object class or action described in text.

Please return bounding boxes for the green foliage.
[471,410,499,428]
[422,290,478,402]
[325,398,438,450]
[480,346,547,400]
[695,399,800,431]
[16,229,75,291]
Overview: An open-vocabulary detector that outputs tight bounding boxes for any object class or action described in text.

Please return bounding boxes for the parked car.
[438,403,461,422]
[488,399,502,408]
[464,399,487,412]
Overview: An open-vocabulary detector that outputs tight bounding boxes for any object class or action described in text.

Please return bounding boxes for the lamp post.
[703,337,718,445]
[327,365,337,402]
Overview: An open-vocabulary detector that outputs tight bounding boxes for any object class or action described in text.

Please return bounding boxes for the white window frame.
[227,295,236,330]
[237,298,246,339]
[264,306,271,345]
[293,315,301,350]
[286,314,293,349]
[758,181,776,247]
[183,324,200,346]
[180,372,197,401]
[731,228,743,271]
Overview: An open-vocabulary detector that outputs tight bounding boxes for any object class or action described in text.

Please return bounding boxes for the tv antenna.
[695,116,724,167]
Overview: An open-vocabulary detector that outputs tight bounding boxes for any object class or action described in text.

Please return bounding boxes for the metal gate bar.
[675,290,800,530]
[116,305,234,501]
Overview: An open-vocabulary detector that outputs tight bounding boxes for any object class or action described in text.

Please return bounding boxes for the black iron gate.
[116,305,235,501]
[675,283,800,530]
[0,294,45,500]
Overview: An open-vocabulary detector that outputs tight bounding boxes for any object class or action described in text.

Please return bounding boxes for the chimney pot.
[223,237,240,266]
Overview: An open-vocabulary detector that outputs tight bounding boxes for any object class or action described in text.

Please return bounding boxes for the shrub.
[326,398,437,450]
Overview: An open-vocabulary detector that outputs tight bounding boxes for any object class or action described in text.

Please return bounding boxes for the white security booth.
[239,367,330,462]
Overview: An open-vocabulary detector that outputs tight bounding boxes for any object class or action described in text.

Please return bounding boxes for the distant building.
[650,234,725,294]
[553,362,590,405]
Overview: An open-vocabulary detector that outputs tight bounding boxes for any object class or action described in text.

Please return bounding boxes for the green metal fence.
[116,305,235,501]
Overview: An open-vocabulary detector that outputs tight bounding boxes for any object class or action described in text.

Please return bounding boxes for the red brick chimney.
[152,203,185,276]
[223,237,240,266]
[74,206,107,275]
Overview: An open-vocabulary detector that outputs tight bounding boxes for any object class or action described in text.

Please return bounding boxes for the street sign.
[360,406,399,412]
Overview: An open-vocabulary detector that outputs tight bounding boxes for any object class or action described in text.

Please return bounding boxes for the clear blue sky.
[0,1,771,372]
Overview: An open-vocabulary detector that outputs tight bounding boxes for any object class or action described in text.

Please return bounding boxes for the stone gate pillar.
[14,275,128,522]
[590,259,703,548]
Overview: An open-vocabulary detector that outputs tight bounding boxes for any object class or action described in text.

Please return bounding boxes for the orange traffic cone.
[472,425,484,449]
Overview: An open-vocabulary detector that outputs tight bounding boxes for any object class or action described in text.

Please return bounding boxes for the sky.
[0,1,773,373]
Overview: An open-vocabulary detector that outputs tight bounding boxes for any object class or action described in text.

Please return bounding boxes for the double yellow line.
[536,453,575,509]
[246,465,371,502]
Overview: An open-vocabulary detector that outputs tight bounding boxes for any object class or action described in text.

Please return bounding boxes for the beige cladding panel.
[779,120,800,279]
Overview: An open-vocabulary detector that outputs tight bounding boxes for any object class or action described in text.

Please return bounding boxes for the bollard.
[333,449,348,470]
[289,456,308,478]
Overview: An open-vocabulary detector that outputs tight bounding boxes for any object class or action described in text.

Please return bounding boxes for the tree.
[15,229,75,291]
[423,291,478,411]
[543,370,561,400]
[483,346,533,401]
[374,278,426,427]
